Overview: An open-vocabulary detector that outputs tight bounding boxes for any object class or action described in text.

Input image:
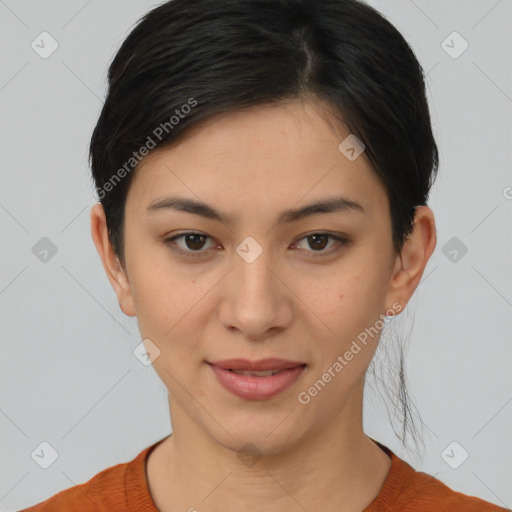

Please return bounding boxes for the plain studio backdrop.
[0,1,511,510]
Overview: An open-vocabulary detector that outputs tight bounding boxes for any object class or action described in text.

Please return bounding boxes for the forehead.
[126,98,387,219]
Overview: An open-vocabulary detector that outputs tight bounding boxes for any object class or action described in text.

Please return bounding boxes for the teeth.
[230,369,281,377]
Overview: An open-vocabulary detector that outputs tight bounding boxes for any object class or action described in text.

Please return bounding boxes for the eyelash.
[163,231,349,259]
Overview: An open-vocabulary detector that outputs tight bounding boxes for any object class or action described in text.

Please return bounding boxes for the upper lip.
[207,358,306,371]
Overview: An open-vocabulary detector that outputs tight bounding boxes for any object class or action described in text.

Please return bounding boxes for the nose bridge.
[219,234,290,337]
[233,234,278,302]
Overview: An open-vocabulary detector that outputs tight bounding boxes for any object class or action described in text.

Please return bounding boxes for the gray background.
[1,0,511,510]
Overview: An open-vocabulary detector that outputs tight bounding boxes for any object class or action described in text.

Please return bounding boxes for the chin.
[209,419,305,458]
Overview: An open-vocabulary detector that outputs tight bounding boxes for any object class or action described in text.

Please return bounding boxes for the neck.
[150,378,391,512]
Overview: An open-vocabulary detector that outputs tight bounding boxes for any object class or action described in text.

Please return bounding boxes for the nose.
[217,241,293,341]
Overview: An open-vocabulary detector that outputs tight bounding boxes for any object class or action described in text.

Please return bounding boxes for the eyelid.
[164,230,350,258]
[164,231,218,258]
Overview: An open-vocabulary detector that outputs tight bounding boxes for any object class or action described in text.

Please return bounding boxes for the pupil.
[186,234,205,250]
[309,234,327,250]
[184,234,328,251]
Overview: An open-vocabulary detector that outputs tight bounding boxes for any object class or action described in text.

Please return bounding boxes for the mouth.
[227,368,286,377]
[207,357,306,372]
[206,360,307,400]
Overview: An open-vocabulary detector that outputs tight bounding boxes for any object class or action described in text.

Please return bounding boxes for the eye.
[292,233,349,257]
[164,232,219,258]
[164,231,349,259]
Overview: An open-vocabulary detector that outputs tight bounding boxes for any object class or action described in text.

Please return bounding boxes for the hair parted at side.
[89,0,438,454]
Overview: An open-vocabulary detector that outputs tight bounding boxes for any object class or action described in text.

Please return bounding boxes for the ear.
[385,205,437,315]
[90,203,136,317]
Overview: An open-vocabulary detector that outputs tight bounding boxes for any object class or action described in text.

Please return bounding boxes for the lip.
[207,358,305,371]
[207,361,307,400]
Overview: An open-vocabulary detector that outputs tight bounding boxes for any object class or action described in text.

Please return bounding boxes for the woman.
[21,0,509,510]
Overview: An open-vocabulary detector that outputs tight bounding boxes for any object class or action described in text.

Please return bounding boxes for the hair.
[89,0,438,454]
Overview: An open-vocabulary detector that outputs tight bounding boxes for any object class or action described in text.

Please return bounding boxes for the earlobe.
[90,204,136,317]
[385,206,437,313]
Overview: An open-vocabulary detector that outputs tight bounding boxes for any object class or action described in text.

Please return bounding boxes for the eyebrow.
[146,194,364,224]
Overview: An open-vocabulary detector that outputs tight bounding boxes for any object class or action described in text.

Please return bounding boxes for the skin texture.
[91,97,436,512]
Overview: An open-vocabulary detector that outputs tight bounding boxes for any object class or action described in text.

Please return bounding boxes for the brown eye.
[165,231,349,259]
[294,233,349,257]
[307,234,329,251]
[164,232,218,258]
[182,233,208,250]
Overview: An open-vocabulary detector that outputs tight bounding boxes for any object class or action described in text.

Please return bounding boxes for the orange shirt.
[20,436,510,511]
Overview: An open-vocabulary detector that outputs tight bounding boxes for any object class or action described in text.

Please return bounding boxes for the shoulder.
[18,462,129,511]
[403,471,510,511]
[18,443,154,512]
[369,439,510,512]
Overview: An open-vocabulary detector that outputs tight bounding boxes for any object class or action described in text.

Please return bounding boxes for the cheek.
[339,247,390,309]
[128,253,183,338]
[306,273,385,397]
[321,266,388,349]
[128,251,217,353]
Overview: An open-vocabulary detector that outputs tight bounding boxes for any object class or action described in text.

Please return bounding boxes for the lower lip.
[207,363,306,400]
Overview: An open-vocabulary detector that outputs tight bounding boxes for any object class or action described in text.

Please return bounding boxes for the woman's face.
[95,98,415,454]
